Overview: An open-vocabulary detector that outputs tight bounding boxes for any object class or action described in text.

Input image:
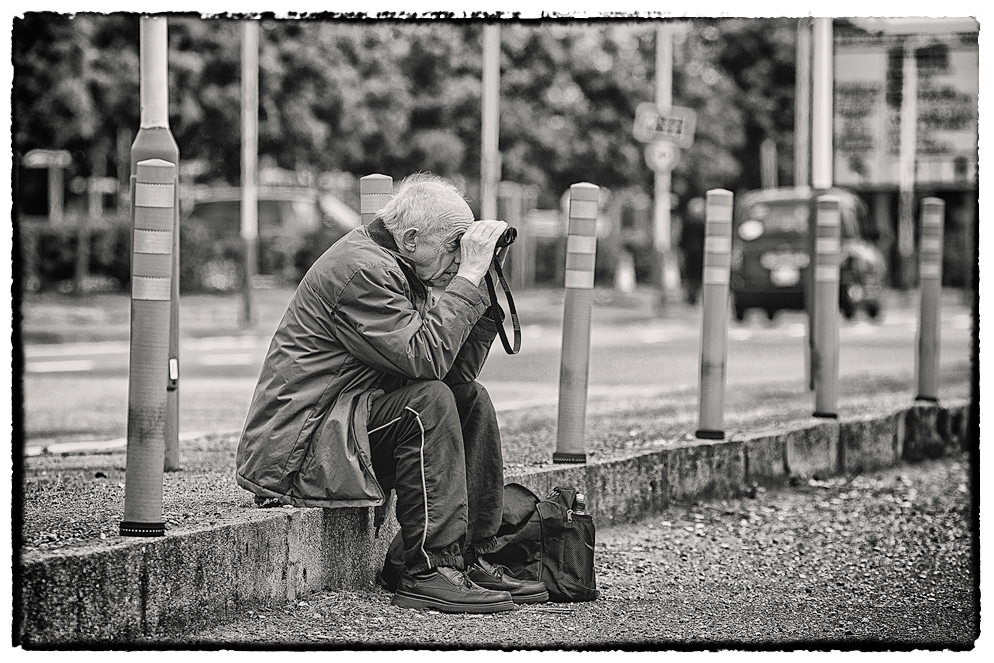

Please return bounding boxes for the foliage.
[18,214,341,294]
[19,219,132,293]
[13,15,800,204]
[13,15,806,289]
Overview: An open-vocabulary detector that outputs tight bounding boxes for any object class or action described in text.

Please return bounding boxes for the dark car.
[180,185,360,291]
[729,187,887,322]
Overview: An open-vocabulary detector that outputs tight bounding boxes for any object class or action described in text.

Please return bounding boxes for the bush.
[18,217,131,293]
[18,215,342,295]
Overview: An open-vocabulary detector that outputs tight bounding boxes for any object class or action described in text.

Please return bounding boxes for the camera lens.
[496,227,517,248]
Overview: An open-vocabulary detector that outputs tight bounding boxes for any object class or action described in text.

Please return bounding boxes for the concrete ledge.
[18,399,970,644]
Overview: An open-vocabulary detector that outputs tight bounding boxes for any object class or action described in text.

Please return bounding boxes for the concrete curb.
[18,399,971,645]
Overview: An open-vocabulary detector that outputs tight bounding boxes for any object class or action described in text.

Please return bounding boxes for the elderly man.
[236,173,547,613]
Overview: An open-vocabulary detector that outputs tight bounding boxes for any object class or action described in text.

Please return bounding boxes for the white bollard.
[695,189,733,440]
[360,174,393,225]
[812,195,841,419]
[554,183,600,463]
[916,198,945,402]
[121,159,176,537]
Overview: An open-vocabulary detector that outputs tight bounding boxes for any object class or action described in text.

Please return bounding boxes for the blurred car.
[729,187,887,322]
[180,185,361,291]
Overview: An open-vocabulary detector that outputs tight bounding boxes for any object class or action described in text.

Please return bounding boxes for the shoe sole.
[510,589,549,605]
[392,590,515,614]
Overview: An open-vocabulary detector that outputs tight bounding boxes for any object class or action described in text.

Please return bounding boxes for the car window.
[745,200,809,234]
[840,205,857,239]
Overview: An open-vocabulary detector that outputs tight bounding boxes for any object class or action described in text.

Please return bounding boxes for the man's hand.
[456,219,508,286]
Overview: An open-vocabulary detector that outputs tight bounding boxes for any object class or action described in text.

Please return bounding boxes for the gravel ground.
[173,452,978,650]
[18,374,969,556]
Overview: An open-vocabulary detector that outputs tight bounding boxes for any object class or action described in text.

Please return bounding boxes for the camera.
[495,227,517,249]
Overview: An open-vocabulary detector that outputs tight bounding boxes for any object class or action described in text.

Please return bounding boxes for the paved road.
[21,294,972,451]
[176,452,978,650]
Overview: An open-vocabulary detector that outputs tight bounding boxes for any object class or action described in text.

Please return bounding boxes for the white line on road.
[24,342,127,358]
[26,359,96,373]
[200,353,257,366]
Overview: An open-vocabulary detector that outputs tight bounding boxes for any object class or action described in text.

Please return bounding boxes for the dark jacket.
[235,218,498,508]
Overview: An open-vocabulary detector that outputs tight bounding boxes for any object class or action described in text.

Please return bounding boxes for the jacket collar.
[365,216,429,299]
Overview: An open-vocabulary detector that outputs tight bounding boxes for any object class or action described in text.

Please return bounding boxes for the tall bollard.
[812,195,841,419]
[120,159,176,537]
[916,198,945,402]
[554,183,599,464]
[129,16,181,475]
[695,189,733,440]
[360,174,393,225]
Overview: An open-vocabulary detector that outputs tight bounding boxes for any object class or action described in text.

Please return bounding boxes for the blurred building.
[833,18,979,288]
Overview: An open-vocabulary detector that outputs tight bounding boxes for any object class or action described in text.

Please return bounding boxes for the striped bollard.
[916,198,945,402]
[812,195,841,419]
[120,159,176,537]
[360,174,393,225]
[554,183,599,464]
[695,189,733,440]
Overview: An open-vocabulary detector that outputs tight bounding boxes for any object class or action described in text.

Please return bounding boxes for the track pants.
[367,380,504,574]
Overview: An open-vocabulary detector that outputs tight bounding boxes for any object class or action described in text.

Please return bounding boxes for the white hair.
[378,172,472,241]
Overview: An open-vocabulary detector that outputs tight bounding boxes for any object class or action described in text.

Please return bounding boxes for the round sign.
[644,140,680,173]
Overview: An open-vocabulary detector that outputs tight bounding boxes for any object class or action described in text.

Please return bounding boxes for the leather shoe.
[392,566,514,614]
[466,559,549,604]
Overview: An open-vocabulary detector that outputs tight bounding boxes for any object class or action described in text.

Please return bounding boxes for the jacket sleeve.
[443,310,500,386]
[327,265,489,381]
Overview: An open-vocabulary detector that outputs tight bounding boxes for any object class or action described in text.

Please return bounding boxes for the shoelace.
[476,559,506,580]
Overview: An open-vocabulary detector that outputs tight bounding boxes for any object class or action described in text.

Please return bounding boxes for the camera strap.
[484,259,520,355]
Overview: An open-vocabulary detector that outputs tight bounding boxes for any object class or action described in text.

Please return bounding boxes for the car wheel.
[840,292,857,320]
[733,298,748,322]
[866,301,882,321]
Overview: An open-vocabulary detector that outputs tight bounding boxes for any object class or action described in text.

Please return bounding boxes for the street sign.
[23,149,72,169]
[633,103,697,148]
[644,140,681,173]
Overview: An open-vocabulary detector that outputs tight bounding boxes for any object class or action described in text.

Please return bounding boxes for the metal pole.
[240,19,260,328]
[120,159,176,537]
[481,24,501,220]
[812,195,841,419]
[653,22,678,304]
[809,17,833,392]
[128,16,181,482]
[915,198,944,402]
[794,17,812,189]
[695,189,733,440]
[360,174,393,225]
[761,138,778,189]
[47,165,65,224]
[897,38,919,291]
[810,18,833,191]
[554,183,600,464]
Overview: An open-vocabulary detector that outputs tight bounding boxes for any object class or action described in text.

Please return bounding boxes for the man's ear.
[400,228,418,253]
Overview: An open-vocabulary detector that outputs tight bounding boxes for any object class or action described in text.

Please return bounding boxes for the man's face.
[411,226,467,288]
[405,198,474,288]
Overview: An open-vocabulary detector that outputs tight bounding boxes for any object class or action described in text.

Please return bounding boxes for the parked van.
[729,187,887,321]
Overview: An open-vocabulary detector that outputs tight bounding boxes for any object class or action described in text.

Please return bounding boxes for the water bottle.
[573,493,586,515]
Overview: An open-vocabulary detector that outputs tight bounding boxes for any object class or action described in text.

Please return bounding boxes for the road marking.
[24,342,127,358]
[639,329,674,344]
[26,360,96,373]
[787,323,806,337]
[200,353,256,366]
[190,336,264,351]
[952,314,971,330]
[729,329,752,341]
